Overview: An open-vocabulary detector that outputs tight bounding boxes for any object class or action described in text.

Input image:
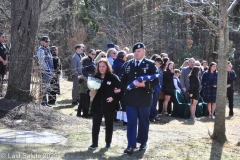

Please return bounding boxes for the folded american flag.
[126,74,159,90]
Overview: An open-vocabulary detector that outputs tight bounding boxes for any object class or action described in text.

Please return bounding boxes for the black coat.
[82,56,96,78]
[91,73,123,114]
[112,57,125,76]
[227,70,237,93]
[162,70,174,93]
[188,75,200,94]
[120,58,159,107]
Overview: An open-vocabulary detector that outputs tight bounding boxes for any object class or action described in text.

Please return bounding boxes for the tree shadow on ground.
[53,104,76,110]
[0,98,24,119]
[56,99,72,105]
[210,140,224,160]
[63,148,145,160]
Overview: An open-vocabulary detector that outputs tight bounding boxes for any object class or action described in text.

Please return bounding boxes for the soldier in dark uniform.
[0,32,8,96]
[120,42,159,154]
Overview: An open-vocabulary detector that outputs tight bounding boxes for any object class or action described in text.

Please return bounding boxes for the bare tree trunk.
[213,0,229,143]
[5,0,42,102]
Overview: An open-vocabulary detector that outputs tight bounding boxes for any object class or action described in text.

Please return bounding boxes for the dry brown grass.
[0,79,240,160]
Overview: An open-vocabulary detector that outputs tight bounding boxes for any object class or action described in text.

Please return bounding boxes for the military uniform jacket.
[120,58,159,107]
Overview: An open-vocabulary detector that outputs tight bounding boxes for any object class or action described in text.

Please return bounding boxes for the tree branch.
[205,0,220,13]
[0,6,11,20]
[183,0,218,31]
[41,0,52,12]
[227,0,239,16]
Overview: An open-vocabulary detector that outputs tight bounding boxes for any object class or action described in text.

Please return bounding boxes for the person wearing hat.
[120,42,159,154]
[36,36,54,107]
[107,43,115,49]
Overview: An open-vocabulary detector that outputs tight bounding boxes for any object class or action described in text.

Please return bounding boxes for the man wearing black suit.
[120,42,159,154]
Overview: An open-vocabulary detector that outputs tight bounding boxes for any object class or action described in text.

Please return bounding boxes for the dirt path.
[0,79,240,160]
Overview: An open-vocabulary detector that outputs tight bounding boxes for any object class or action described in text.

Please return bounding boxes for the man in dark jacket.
[112,51,126,76]
[227,62,237,116]
[120,42,159,154]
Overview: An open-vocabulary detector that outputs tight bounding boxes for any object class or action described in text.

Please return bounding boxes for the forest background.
[1,0,240,89]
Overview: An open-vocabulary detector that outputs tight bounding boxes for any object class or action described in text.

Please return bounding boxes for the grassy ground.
[0,79,240,160]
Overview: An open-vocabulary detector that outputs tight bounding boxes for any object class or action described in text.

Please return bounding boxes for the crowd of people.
[35,35,237,154]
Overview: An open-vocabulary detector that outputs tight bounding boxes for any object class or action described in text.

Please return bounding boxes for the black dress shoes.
[149,118,155,122]
[139,144,146,151]
[72,101,78,105]
[124,147,134,154]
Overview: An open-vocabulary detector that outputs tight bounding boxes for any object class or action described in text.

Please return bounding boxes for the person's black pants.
[48,91,56,104]
[92,112,115,146]
[0,66,6,93]
[77,93,89,117]
[227,89,234,115]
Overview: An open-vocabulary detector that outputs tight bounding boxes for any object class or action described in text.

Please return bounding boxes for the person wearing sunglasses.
[0,32,8,96]
[77,49,97,118]
[94,51,107,65]
[36,36,54,107]
[107,48,117,66]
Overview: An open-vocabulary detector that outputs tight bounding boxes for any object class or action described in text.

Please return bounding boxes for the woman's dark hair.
[88,49,96,54]
[150,54,159,60]
[95,58,113,77]
[166,61,174,72]
[208,62,217,73]
[160,57,169,70]
[155,57,163,64]
[189,66,200,77]
[96,50,102,57]
[50,46,58,55]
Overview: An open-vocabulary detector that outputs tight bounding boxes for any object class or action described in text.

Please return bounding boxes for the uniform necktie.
[136,61,139,67]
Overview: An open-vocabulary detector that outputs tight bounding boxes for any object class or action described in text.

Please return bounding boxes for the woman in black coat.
[88,58,122,150]
[188,66,200,120]
[162,61,174,116]
[48,46,61,104]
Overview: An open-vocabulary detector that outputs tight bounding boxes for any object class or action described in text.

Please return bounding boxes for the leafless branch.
[0,6,11,20]
[41,0,53,12]
[183,0,218,31]
[227,0,239,16]
[205,0,219,13]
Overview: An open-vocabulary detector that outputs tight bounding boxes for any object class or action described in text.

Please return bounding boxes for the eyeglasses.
[112,52,117,54]
[91,53,96,55]
[101,56,106,58]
